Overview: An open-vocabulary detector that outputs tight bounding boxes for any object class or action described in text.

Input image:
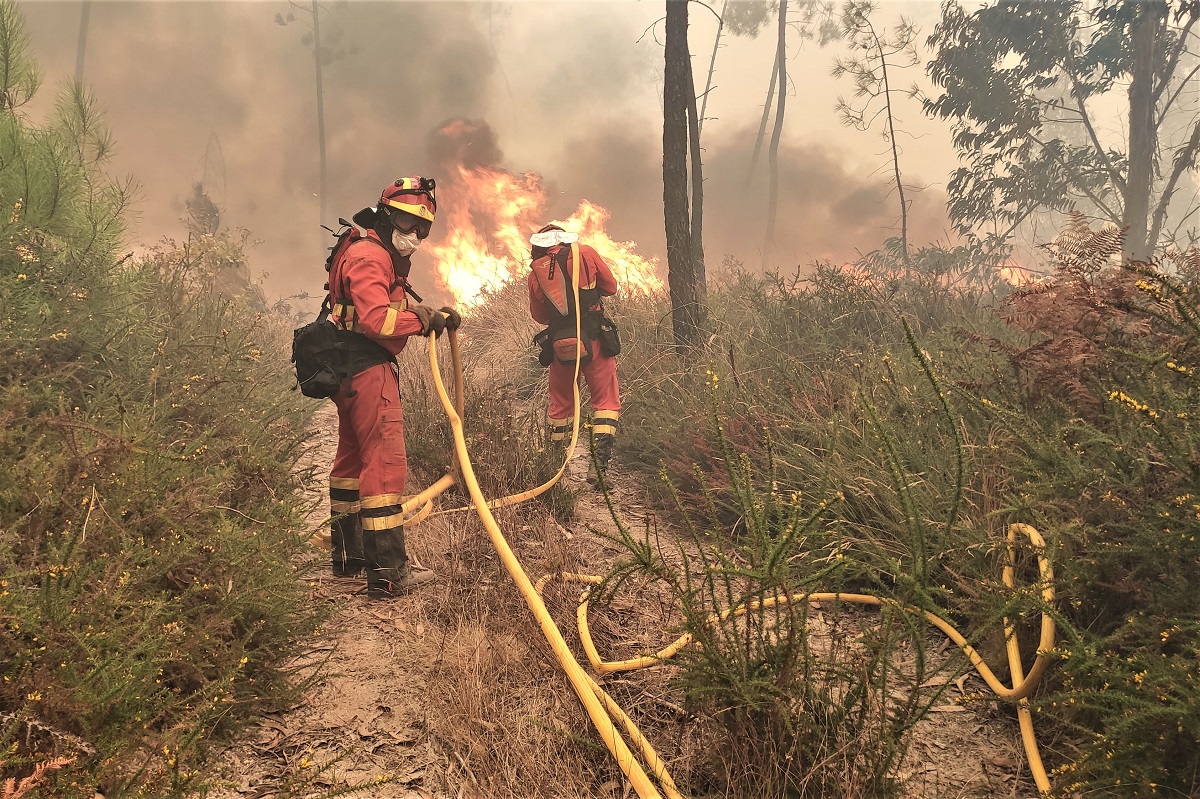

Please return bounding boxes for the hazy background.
[18,0,961,304]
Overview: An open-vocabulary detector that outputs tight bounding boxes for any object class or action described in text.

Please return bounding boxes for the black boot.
[330,484,365,577]
[588,433,615,486]
[363,522,436,598]
[367,564,438,597]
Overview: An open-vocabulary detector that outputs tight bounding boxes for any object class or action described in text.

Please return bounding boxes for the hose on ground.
[425,328,1056,797]
[315,252,1056,795]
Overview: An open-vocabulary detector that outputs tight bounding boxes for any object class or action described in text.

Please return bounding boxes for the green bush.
[601,394,951,798]
[617,228,1200,796]
[972,224,1200,797]
[0,5,325,794]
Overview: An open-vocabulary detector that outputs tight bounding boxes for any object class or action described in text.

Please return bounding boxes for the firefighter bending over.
[326,177,461,598]
[527,224,622,484]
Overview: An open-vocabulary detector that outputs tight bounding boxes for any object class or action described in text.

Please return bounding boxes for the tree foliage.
[925,0,1200,260]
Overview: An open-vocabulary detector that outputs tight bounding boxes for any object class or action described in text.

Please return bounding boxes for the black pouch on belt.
[532,328,554,368]
[597,316,621,358]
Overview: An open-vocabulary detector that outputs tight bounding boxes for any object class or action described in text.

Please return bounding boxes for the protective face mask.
[392,229,422,256]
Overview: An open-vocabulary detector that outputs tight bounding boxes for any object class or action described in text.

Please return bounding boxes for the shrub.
[0,6,325,793]
[618,224,1199,796]
[974,220,1200,796]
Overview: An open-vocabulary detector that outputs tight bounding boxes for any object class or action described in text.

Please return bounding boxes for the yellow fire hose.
[317,242,1056,794]
[428,329,676,799]
[421,327,1055,797]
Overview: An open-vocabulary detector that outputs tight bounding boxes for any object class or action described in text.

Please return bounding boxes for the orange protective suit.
[527,241,621,468]
[326,229,426,592]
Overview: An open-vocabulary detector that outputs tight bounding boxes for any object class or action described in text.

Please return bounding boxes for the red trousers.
[547,339,620,442]
[331,363,407,496]
[331,362,409,576]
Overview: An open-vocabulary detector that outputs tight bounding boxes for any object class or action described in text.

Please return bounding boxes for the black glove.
[439,306,462,330]
[410,304,447,337]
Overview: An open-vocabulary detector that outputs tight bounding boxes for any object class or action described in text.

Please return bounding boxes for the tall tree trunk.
[664,0,701,351]
[74,0,91,83]
[877,31,909,273]
[1123,1,1162,261]
[744,59,777,192]
[685,20,707,331]
[762,0,787,268]
[697,0,727,137]
[312,0,328,226]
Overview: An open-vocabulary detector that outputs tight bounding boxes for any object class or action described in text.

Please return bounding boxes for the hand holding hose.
[410,304,447,337]
[439,306,462,331]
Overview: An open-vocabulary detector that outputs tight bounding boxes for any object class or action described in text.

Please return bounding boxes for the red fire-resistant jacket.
[328,229,425,357]
[527,243,617,325]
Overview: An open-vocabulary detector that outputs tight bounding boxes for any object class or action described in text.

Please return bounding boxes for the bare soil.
[199,403,1044,799]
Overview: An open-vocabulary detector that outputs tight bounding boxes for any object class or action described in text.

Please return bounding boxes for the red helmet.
[379,177,436,237]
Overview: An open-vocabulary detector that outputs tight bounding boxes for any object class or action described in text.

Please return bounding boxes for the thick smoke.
[17,0,953,306]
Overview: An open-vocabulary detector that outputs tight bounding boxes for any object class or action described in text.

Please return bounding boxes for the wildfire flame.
[998,261,1043,286]
[427,164,664,308]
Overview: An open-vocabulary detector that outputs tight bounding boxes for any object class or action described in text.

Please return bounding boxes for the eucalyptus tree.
[74,0,90,83]
[758,1,837,268]
[276,0,353,227]
[926,0,1200,261]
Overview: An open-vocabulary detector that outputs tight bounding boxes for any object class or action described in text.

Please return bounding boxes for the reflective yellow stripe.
[594,410,619,422]
[361,492,406,509]
[593,423,617,436]
[548,416,572,441]
[332,303,345,317]
[330,477,360,490]
[330,500,361,513]
[362,512,406,530]
[381,307,399,336]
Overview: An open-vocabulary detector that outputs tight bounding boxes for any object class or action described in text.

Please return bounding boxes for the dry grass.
[387,324,709,796]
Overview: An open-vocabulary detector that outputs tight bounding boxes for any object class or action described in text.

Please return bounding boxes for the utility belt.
[534,306,621,368]
[331,300,397,375]
[292,298,396,400]
[336,328,396,376]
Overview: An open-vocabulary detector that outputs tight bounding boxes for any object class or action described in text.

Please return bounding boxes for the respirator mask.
[391,229,422,256]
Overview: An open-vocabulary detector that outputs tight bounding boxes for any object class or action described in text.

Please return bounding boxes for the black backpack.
[291,300,345,399]
[290,222,394,399]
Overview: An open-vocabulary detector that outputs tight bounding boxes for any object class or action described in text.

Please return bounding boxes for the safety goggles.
[385,208,433,240]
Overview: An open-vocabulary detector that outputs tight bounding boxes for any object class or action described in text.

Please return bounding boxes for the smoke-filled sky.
[18,0,961,304]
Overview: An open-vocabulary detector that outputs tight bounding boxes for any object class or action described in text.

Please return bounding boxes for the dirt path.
[199,403,1042,799]
[201,403,446,799]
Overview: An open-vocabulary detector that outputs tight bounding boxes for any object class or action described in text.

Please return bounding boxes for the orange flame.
[427,165,663,308]
[998,261,1042,286]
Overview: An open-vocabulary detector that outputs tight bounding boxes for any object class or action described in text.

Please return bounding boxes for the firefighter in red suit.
[527,224,621,483]
[326,177,461,598]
